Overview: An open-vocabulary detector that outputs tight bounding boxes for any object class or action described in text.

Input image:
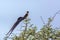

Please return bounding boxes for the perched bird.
[6,11,29,36]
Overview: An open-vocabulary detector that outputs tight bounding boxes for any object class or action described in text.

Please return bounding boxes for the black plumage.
[6,11,29,36]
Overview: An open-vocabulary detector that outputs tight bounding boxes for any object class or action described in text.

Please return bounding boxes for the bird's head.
[27,11,29,13]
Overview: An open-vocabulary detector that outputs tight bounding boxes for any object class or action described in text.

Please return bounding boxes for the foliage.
[8,17,60,40]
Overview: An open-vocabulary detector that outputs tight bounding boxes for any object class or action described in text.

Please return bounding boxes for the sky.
[0,0,60,40]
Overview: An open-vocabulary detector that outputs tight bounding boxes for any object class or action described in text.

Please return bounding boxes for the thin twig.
[52,10,60,20]
[22,18,28,40]
[40,16,45,24]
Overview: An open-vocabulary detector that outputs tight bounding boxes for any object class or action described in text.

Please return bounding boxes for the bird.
[6,11,29,36]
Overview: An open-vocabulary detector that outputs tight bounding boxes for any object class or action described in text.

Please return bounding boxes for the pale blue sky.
[0,0,60,40]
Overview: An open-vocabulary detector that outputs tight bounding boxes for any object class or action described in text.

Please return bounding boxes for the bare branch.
[52,10,60,20]
[40,16,45,24]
